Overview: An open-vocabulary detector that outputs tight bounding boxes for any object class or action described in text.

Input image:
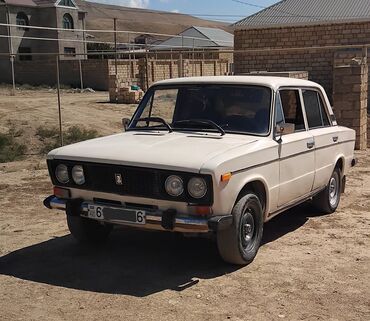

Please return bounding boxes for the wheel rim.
[240,208,256,251]
[329,175,339,207]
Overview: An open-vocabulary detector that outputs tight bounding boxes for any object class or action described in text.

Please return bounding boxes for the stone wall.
[234,21,370,101]
[139,58,229,90]
[333,59,368,150]
[0,57,231,91]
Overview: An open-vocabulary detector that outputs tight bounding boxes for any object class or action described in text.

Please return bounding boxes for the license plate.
[86,204,146,225]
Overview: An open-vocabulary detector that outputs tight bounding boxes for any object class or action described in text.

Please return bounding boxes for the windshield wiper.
[173,119,226,136]
[135,117,173,133]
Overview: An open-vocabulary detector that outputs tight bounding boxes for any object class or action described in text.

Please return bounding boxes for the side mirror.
[275,123,295,142]
[122,118,130,131]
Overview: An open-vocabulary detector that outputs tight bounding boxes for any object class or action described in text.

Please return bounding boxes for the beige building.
[0,0,86,62]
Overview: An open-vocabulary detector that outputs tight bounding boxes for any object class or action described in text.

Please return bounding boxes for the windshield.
[130,85,272,135]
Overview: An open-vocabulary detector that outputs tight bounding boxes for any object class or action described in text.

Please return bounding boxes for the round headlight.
[72,165,85,185]
[165,175,184,197]
[188,177,207,199]
[55,164,69,184]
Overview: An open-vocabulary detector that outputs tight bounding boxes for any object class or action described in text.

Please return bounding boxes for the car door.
[302,89,340,190]
[276,89,316,207]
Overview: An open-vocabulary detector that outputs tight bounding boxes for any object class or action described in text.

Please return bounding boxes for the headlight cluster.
[55,164,85,185]
[164,175,207,199]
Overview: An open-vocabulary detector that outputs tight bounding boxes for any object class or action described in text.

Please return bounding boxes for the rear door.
[302,89,339,190]
[277,89,315,207]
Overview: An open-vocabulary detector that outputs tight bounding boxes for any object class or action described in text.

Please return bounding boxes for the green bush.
[37,125,100,154]
[0,131,27,163]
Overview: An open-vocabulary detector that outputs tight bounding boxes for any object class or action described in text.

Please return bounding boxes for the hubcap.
[240,209,255,250]
[329,176,338,207]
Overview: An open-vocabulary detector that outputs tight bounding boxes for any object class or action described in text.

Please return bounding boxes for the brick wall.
[234,21,370,101]
[139,58,230,90]
[333,60,368,150]
[0,56,231,91]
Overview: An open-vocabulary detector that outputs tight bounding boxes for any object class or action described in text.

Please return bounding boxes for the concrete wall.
[0,59,109,90]
[234,21,370,101]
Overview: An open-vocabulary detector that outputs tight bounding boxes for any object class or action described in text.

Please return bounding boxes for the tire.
[67,215,113,243]
[313,167,341,214]
[217,192,264,265]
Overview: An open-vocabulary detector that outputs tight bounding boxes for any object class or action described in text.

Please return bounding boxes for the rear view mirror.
[122,118,130,131]
[276,123,295,136]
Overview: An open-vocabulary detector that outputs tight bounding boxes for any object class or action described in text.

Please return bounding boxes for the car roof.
[154,76,322,91]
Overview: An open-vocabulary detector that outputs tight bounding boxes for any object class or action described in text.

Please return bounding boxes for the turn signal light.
[53,186,71,199]
[221,172,232,182]
[195,206,213,216]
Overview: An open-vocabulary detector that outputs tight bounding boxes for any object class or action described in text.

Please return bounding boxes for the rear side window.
[279,89,305,132]
[303,90,330,129]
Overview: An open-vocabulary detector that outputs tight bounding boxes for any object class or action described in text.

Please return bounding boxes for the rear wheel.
[67,215,113,243]
[313,167,341,214]
[217,192,264,265]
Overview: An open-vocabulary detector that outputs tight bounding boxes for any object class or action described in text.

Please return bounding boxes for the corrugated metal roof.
[151,26,234,50]
[2,0,38,6]
[193,26,234,47]
[235,0,370,28]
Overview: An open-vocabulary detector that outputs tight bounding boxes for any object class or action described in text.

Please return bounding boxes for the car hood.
[48,131,258,173]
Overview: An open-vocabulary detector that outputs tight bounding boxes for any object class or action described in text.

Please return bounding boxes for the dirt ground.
[0,88,369,321]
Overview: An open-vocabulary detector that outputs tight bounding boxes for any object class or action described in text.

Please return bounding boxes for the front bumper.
[44,196,232,233]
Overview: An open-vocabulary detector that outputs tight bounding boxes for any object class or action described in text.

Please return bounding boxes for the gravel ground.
[0,89,369,321]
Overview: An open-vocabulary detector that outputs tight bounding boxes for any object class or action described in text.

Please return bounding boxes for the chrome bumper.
[44,196,212,233]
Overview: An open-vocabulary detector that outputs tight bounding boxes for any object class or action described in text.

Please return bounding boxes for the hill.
[77,0,233,44]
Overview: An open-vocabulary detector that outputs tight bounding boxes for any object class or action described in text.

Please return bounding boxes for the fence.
[0,21,369,150]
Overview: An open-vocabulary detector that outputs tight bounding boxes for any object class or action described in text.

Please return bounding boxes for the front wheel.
[217,192,264,265]
[67,215,113,243]
[313,167,341,214]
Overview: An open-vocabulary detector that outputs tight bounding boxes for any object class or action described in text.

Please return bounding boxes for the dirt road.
[0,89,369,321]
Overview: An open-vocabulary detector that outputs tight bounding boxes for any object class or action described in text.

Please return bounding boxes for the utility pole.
[5,5,15,96]
[114,18,118,78]
[56,55,63,146]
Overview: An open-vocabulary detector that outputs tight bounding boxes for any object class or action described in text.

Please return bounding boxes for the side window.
[303,90,331,129]
[279,89,305,132]
[318,94,331,127]
[275,93,285,125]
[303,90,322,128]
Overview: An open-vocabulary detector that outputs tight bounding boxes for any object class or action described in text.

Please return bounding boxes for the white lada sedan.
[44,76,356,265]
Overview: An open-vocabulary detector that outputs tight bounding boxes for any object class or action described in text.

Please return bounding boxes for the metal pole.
[192,38,195,76]
[78,58,84,89]
[82,13,87,57]
[114,18,118,78]
[145,38,149,90]
[5,5,15,96]
[56,55,63,146]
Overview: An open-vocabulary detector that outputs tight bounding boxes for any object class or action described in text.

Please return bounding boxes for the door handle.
[307,141,315,149]
[333,136,339,143]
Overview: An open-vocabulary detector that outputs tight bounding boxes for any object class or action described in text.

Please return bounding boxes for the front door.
[276,89,315,207]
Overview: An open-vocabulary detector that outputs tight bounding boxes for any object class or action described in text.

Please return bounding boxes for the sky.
[90,0,280,23]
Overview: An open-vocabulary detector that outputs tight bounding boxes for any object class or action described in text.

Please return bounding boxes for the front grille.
[86,163,161,198]
[48,160,213,205]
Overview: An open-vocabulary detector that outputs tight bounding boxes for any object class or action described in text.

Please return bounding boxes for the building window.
[58,0,76,7]
[16,12,29,31]
[19,47,32,61]
[62,13,74,29]
[64,47,76,57]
